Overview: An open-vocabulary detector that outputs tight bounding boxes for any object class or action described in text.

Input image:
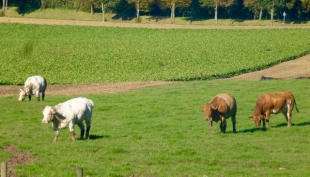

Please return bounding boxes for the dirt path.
[2,17,310,29]
[223,54,310,81]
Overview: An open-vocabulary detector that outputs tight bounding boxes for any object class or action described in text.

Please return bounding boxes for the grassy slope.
[0,79,309,176]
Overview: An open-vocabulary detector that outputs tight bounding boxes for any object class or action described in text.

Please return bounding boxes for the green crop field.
[0,79,309,176]
[1,23,310,85]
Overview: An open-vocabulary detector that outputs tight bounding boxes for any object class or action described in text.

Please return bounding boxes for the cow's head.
[201,103,217,121]
[18,89,27,101]
[42,106,57,124]
[249,115,264,127]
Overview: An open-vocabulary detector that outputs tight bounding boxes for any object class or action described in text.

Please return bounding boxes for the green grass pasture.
[0,79,309,176]
[1,23,310,84]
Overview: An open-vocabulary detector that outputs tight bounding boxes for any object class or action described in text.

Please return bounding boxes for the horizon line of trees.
[2,0,310,24]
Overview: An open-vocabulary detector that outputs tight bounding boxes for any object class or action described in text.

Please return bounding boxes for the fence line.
[1,162,7,177]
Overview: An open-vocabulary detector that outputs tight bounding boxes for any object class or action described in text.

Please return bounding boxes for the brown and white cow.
[249,91,299,128]
[201,93,237,134]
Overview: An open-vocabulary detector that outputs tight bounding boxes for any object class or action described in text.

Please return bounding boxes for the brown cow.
[201,93,237,134]
[249,91,299,128]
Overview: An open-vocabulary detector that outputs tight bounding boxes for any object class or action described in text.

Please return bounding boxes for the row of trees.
[2,0,310,23]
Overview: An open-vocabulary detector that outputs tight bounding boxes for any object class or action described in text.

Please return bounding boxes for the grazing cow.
[42,97,94,142]
[19,76,47,101]
[201,93,237,134]
[249,91,299,128]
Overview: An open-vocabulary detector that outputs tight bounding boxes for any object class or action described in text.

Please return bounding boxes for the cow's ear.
[210,104,217,110]
[51,108,57,114]
[19,88,23,92]
[248,116,254,120]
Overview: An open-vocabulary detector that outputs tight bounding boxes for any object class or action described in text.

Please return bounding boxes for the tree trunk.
[2,0,5,11]
[270,6,274,25]
[214,3,218,24]
[171,2,175,24]
[259,7,263,21]
[136,8,139,18]
[2,0,6,12]
[91,4,94,15]
[136,2,140,18]
[102,2,105,22]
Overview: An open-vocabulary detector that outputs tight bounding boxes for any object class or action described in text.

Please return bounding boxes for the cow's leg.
[28,94,31,101]
[283,111,292,127]
[231,115,237,133]
[35,90,40,101]
[85,118,91,139]
[42,92,45,101]
[265,112,271,127]
[286,103,293,127]
[78,123,85,140]
[53,131,59,142]
[69,122,76,141]
[208,120,214,134]
[262,118,266,128]
[220,117,227,133]
[86,126,91,140]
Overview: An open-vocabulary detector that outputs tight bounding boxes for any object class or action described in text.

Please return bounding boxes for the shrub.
[135,17,141,23]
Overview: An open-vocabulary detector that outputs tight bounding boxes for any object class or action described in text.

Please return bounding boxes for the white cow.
[19,76,47,101]
[42,97,94,142]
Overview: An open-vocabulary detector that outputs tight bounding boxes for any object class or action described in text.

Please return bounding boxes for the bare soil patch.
[222,54,310,81]
[3,145,35,177]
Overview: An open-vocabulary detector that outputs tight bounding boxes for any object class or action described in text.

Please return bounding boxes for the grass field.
[0,79,309,176]
[1,23,310,85]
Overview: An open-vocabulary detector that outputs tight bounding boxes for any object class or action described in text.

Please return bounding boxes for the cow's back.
[56,97,94,119]
[211,93,237,118]
[256,91,293,113]
[213,93,236,109]
[25,76,47,92]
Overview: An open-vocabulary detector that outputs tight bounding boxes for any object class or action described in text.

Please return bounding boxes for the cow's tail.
[294,99,299,113]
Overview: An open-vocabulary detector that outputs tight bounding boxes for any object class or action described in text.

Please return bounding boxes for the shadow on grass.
[272,122,310,128]
[237,127,267,133]
[88,134,110,140]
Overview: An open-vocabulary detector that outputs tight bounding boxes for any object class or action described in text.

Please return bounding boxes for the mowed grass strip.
[1,23,310,84]
[0,79,309,176]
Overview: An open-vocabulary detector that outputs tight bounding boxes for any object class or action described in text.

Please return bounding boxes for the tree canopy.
[2,0,310,21]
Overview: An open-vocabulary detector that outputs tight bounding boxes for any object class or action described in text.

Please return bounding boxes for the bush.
[0,10,4,17]
[135,17,141,23]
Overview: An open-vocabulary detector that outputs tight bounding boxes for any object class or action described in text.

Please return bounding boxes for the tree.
[157,0,192,24]
[264,0,295,24]
[127,0,154,18]
[244,0,268,20]
[101,0,120,21]
[200,0,234,24]
[2,0,8,13]
[301,0,310,18]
